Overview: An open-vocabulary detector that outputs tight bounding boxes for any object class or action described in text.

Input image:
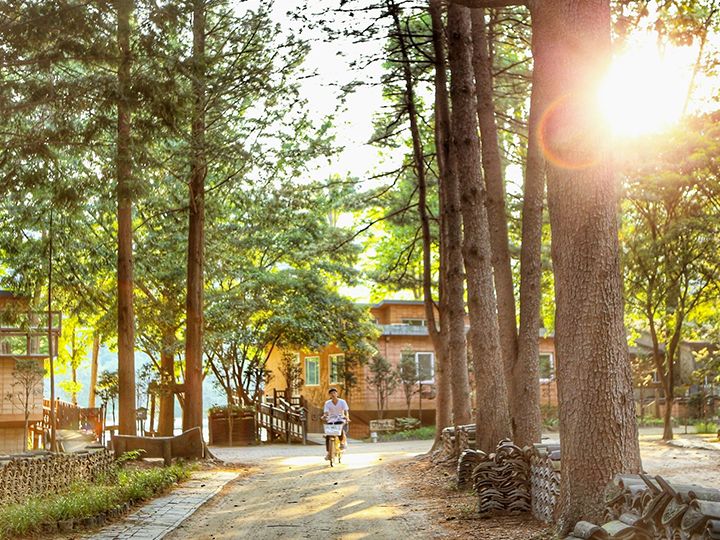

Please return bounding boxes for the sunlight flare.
[597,41,697,137]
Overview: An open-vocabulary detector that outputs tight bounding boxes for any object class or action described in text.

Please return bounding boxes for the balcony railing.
[377,324,429,336]
[0,310,62,358]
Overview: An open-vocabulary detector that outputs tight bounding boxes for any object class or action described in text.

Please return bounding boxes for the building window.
[416,352,434,384]
[401,319,426,326]
[539,353,554,382]
[329,354,345,384]
[305,356,320,386]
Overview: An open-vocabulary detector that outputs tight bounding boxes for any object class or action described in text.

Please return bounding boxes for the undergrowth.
[0,462,191,539]
[368,426,436,442]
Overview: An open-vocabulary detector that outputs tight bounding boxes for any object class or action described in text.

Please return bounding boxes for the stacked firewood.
[471,440,532,516]
[438,424,477,460]
[457,425,477,451]
[440,426,456,458]
[457,448,486,489]
[0,447,113,506]
[530,443,561,523]
[563,473,720,539]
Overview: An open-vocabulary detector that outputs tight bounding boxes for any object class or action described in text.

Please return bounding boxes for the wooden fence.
[256,397,307,444]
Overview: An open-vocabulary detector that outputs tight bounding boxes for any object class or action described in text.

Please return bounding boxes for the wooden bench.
[111,427,204,466]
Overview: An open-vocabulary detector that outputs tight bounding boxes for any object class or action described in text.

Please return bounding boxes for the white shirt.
[323,398,349,422]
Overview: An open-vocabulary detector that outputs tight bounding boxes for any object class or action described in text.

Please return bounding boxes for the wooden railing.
[265,389,304,409]
[31,400,104,449]
[256,397,307,444]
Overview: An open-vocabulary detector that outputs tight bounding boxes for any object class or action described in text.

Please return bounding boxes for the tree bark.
[512,47,545,447]
[183,0,207,433]
[429,0,453,446]
[158,326,176,436]
[391,0,469,431]
[530,0,641,531]
[88,334,100,409]
[447,3,511,451]
[71,329,78,406]
[470,9,519,418]
[117,0,136,436]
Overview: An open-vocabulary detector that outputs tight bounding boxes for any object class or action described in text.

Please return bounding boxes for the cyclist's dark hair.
[328,388,338,394]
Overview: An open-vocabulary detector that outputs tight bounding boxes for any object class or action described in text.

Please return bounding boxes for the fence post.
[302,408,307,445]
[254,403,259,444]
[283,402,289,443]
[268,405,275,443]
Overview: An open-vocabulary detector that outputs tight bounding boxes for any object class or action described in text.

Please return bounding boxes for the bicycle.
[323,421,344,467]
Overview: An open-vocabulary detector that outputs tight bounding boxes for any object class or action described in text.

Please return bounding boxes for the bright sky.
[250,1,720,300]
[264,0,389,185]
[598,38,708,137]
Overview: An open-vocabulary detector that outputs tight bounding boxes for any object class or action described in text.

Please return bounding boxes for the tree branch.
[450,0,527,8]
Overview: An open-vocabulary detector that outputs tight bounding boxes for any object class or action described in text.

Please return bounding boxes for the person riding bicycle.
[322,388,349,461]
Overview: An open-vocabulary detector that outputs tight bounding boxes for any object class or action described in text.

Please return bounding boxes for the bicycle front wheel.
[328,437,335,467]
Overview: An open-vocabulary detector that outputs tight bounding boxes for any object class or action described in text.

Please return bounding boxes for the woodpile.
[471,440,532,516]
[563,473,720,539]
[438,424,476,461]
[530,443,561,523]
[0,446,113,506]
[457,448,486,489]
[457,424,476,451]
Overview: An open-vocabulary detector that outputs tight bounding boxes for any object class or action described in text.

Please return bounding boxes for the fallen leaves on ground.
[388,454,554,540]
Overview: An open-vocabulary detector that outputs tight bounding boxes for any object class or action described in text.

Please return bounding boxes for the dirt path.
[168,441,447,540]
[167,435,720,540]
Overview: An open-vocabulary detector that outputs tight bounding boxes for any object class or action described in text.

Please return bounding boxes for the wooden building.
[264,299,557,438]
[0,291,61,454]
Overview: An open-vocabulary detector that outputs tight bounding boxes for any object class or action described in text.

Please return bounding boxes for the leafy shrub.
[369,426,435,442]
[693,420,719,434]
[638,416,665,427]
[0,464,191,539]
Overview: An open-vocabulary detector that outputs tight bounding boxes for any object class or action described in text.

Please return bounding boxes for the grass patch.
[367,426,436,442]
[693,420,719,434]
[0,463,191,539]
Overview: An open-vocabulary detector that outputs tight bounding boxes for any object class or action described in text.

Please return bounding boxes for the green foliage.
[638,416,666,427]
[207,404,255,415]
[367,355,399,419]
[369,425,435,442]
[96,370,119,422]
[115,449,147,465]
[692,420,719,434]
[0,464,190,539]
[540,404,559,431]
[397,350,420,416]
[622,113,720,438]
[393,417,421,430]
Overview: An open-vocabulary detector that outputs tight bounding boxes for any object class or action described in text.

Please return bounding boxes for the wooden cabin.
[0,291,61,454]
[264,299,557,438]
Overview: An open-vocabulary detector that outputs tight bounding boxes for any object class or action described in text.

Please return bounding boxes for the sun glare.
[598,41,697,137]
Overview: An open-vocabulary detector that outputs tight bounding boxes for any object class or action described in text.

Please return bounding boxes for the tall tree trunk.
[447,3,510,451]
[390,0,468,433]
[71,329,78,406]
[183,0,206,433]
[158,327,176,436]
[429,0,453,446]
[530,1,641,530]
[47,211,57,451]
[512,51,545,447]
[88,334,100,409]
[117,0,136,436]
[470,9,519,419]
[433,1,473,429]
[662,311,684,440]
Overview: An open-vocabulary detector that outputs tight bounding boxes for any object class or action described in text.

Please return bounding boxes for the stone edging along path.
[83,470,238,540]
